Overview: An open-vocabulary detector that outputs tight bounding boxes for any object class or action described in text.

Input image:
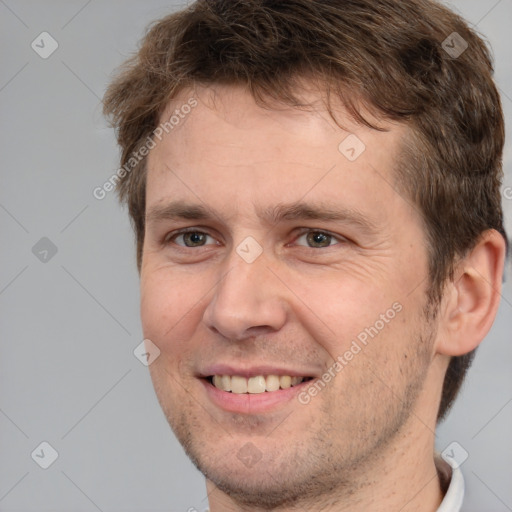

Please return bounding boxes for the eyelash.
[163,228,346,249]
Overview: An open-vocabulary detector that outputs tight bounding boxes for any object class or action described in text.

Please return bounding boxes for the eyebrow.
[146,201,217,224]
[145,200,380,235]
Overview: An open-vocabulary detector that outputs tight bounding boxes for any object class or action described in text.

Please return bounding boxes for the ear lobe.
[436,229,506,357]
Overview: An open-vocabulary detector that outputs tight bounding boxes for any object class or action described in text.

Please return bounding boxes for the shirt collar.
[436,454,465,512]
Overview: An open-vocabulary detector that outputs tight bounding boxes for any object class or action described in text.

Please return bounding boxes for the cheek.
[140,270,206,346]
[289,271,396,343]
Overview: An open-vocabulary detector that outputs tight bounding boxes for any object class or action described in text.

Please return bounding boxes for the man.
[103,0,508,510]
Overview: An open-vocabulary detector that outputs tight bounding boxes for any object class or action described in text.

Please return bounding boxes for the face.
[141,84,439,507]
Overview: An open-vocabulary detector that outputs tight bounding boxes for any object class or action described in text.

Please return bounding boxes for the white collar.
[436,457,465,512]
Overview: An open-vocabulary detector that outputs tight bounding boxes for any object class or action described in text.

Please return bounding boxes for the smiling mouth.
[207,375,313,394]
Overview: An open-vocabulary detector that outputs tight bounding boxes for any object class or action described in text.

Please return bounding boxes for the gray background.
[0,1,511,511]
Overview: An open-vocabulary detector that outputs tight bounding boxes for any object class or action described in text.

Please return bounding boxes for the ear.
[435,229,507,356]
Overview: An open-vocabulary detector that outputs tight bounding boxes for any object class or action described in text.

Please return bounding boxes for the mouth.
[198,365,319,413]
[205,374,314,394]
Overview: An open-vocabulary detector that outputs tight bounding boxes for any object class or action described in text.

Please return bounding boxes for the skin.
[140,83,505,511]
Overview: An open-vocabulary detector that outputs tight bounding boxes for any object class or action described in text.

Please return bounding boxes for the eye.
[294,230,342,248]
[168,230,217,248]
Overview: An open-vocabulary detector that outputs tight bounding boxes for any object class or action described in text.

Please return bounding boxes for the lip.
[198,363,318,379]
[200,376,311,414]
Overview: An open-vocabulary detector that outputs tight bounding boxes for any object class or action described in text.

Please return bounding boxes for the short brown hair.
[103,0,508,421]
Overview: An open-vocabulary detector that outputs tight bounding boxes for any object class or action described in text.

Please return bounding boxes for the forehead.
[156,82,405,151]
[146,83,413,226]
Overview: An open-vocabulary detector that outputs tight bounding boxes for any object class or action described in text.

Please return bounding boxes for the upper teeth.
[212,375,305,394]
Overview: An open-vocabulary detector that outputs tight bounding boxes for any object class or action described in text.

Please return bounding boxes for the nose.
[202,250,288,341]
